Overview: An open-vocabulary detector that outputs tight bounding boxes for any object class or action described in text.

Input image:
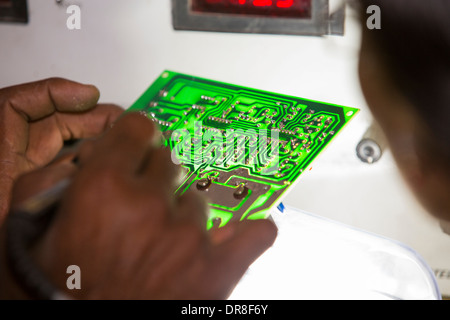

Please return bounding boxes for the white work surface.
[1,0,449,298]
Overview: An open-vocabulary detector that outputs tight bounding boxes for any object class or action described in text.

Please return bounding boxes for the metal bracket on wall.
[328,4,345,35]
[0,0,28,23]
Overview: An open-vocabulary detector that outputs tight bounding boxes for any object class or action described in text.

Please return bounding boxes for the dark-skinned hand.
[0,78,123,223]
[0,111,277,299]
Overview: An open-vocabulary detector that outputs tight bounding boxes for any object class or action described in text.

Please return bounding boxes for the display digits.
[252,0,273,7]
[195,0,311,19]
[206,0,295,8]
[276,0,294,8]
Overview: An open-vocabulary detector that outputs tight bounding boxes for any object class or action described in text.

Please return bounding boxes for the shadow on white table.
[229,204,441,300]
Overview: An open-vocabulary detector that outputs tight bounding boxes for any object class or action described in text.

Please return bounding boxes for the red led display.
[192,0,312,19]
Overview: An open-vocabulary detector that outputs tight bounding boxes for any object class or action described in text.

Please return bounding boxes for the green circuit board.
[128,71,358,229]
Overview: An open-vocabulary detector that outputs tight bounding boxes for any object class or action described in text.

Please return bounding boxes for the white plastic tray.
[229,204,441,300]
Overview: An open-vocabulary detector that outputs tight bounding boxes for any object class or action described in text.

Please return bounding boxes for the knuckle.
[44,77,65,86]
[0,91,19,113]
[40,77,66,95]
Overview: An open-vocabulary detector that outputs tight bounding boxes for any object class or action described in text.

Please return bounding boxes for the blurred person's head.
[357,0,450,221]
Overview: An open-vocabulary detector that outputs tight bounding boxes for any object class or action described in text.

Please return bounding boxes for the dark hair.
[360,0,450,160]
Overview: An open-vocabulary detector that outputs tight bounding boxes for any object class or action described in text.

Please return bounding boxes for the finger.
[25,104,123,164]
[0,78,101,159]
[87,112,157,174]
[0,78,100,121]
[51,103,124,140]
[174,190,209,229]
[207,219,277,295]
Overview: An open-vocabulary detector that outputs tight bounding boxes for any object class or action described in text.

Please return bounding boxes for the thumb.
[207,219,277,297]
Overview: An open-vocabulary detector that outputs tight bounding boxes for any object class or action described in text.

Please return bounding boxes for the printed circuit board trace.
[128,71,358,228]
